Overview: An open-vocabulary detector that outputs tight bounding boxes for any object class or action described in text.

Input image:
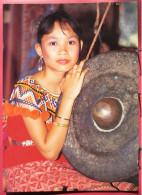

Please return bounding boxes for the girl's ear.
[80,40,83,51]
[35,43,43,57]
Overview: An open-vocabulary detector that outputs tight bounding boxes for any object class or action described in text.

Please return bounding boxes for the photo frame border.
[0,0,141,194]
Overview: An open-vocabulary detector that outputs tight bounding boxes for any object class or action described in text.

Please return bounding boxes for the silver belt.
[12,139,35,147]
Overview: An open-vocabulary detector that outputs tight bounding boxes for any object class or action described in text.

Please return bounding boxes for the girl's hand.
[60,60,89,100]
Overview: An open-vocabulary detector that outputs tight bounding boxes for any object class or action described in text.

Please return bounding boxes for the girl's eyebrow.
[68,35,78,39]
[46,37,57,40]
[45,35,78,40]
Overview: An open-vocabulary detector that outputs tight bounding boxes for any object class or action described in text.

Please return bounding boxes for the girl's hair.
[37,11,82,44]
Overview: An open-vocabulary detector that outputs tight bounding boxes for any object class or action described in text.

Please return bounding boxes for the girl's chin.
[59,67,73,72]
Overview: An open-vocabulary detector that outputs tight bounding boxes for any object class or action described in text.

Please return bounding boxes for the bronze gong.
[61,50,139,182]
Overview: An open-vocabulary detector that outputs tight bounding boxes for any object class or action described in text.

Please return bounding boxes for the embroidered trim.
[3,102,51,121]
[15,82,43,96]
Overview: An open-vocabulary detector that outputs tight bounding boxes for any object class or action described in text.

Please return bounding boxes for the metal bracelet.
[56,116,70,121]
[53,122,69,128]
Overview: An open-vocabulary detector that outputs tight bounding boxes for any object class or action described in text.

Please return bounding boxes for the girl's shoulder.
[3,75,59,121]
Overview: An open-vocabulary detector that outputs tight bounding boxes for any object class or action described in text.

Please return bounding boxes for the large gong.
[62,50,139,182]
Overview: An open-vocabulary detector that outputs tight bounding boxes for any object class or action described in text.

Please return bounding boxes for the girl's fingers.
[68,65,78,74]
[76,59,86,71]
[72,65,78,73]
[68,60,87,77]
[80,67,89,78]
[76,59,89,76]
[74,67,89,79]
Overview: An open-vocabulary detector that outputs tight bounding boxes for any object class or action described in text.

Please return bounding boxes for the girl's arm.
[23,97,74,160]
[23,60,89,160]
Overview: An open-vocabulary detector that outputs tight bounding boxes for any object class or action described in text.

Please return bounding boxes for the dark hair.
[37,11,82,44]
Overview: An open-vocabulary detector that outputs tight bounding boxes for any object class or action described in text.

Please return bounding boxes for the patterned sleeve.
[3,77,50,121]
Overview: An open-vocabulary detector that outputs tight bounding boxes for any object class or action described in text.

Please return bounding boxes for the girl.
[3,11,138,192]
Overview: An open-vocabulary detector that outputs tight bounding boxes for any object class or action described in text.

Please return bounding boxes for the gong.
[62,50,139,182]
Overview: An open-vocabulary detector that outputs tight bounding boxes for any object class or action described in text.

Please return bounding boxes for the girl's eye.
[49,42,57,46]
[68,40,75,45]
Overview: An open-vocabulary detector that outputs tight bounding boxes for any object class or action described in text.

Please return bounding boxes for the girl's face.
[35,21,83,73]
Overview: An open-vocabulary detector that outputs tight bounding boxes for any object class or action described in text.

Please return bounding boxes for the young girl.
[3,11,138,192]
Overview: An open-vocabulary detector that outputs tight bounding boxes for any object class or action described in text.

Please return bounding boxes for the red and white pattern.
[5,160,138,192]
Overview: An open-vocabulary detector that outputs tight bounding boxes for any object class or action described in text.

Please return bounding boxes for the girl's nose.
[59,45,68,55]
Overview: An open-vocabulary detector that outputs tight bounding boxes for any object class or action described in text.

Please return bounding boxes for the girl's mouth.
[57,59,70,65]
